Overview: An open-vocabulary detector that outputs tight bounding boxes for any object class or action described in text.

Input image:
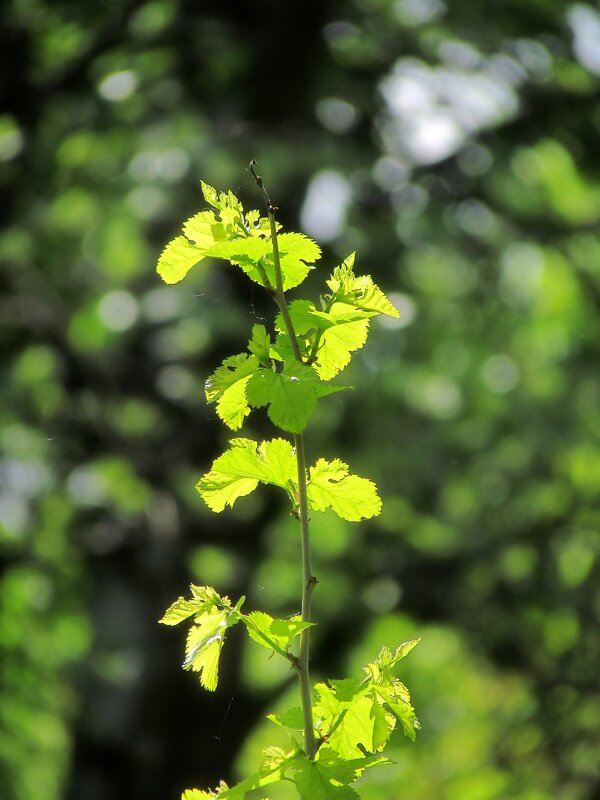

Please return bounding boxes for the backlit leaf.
[307,458,382,521]
[327,254,399,318]
[205,354,259,430]
[248,324,271,366]
[290,753,360,800]
[243,611,313,654]
[205,354,259,404]
[196,438,296,512]
[157,236,207,285]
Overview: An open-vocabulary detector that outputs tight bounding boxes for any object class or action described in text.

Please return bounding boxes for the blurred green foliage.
[1,0,600,799]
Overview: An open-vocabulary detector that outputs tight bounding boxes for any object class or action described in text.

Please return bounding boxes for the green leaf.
[248,324,271,366]
[364,641,421,683]
[183,605,239,691]
[290,753,360,800]
[363,642,421,740]
[164,586,241,692]
[159,596,206,626]
[157,236,208,285]
[182,790,214,800]
[243,611,313,654]
[200,180,220,209]
[205,354,259,404]
[210,236,272,279]
[312,312,370,381]
[247,360,319,434]
[182,210,228,250]
[217,746,297,799]
[204,354,259,430]
[271,232,321,290]
[267,705,305,730]
[373,683,419,742]
[307,459,382,521]
[314,681,394,759]
[216,375,253,430]
[196,438,296,512]
[327,253,399,318]
[159,584,226,626]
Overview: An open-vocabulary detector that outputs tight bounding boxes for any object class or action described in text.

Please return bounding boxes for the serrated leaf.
[170,588,241,692]
[307,458,382,521]
[157,236,207,285]
[373,683,418,741]
[204,354,259,430]
[216,747,296,800]
[216,375,253,430]
[243,611,313,654]
[366,640,421,682]
[182,790,214,800]
[183,606,238,691]
[159,584,224,626]
[159,596,206,626]
[267,706,305,730]
[182,210,228,250]
[291,753,360,800]
[269,232,321,290]
[247,361,317,434]
[312,314,370,381]
[196,438,296,512]
[314,681,394,759]
[210,236,272,275]
[248,324,271,366]
[327,254,399,318]
[200,180,220,209]
[205,354,259,404]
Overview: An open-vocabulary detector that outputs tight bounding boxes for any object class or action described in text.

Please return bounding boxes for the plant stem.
[250,161,317,759]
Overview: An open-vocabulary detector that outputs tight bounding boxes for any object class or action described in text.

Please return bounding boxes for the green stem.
[250,161,317,759]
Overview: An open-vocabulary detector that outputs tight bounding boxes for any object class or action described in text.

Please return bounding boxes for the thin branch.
[250,160,317,760]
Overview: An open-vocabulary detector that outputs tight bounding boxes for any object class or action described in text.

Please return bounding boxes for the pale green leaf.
[205,354,258,429]
[159,584,225,626]
[157,236,207,285]
[248,324,271,366]
[246,361,318,434]
[365,640,421,682]
[196,438,296,512]
[216,375,253,430]
[183,604,240,691]
[182,210,228,250]
[272,232,321,290]
[159,596,206,626]
[267,706,305,730]
[327,254,399,318]
[314,681,394,759]
[205,354,259,404]
[312,315,370,381]
[217,747,296,799]
[291,753,360,800]
[210,236,272,274]
[182,789,214,800]
[373,683,419,742]
[200,180,220,209]
[307,458,382,521]
[243,611,313,654]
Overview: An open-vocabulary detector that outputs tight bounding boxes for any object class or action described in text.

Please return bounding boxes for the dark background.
[1,1,600,799]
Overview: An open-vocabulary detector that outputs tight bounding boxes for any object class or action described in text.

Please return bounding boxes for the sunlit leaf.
[196,438,296,512]
[243,611,313,654]
[290,752,360,800]
[307,458,382,521]
[248,324,271,366]
[157,236,207,284]
[327,253,399,318]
